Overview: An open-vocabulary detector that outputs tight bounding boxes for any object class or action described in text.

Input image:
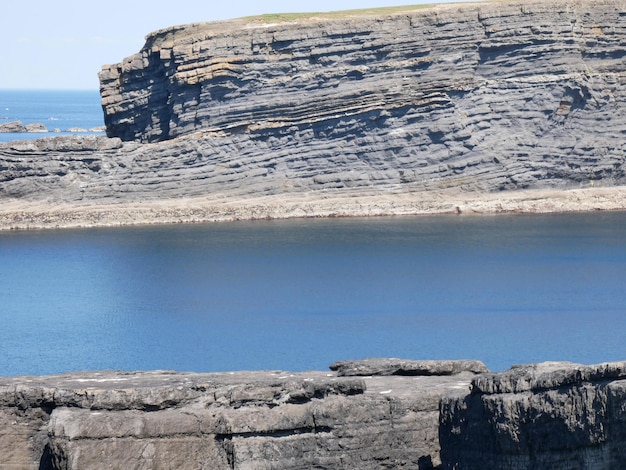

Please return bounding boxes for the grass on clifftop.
[243,4,438,22]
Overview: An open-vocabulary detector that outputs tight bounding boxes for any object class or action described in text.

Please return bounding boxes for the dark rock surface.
[5,360,626,469]
[330,358,489,377]
[0,360,483,469]
[439,361,626,469]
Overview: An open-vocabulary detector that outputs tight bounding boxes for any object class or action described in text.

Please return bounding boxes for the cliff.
[1,0,626,229]
[5,359,626,469]
[440,361,626,469]
[98,0,626,188]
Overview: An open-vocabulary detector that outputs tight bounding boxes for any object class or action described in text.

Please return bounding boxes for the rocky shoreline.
[0,185,625,231]
[3,1,626,467]
[0,121,105,134]
[3,359,626,469]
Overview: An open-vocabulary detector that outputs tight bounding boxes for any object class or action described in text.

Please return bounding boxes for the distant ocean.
[0,89,104,142]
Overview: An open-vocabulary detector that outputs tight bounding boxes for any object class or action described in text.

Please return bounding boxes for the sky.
[1,0,477,90]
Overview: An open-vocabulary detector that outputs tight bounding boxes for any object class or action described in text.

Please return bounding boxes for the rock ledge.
[0,359,483,469]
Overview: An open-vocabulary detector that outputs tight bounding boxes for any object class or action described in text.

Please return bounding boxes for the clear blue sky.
[1,1,476,90]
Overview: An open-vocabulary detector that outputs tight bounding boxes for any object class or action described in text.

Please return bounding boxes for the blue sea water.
[1,213,625,377]
[0,89,104,142]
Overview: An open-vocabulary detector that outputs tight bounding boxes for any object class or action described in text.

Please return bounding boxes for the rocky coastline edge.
[1,185,625,231]
[3,359,626,469]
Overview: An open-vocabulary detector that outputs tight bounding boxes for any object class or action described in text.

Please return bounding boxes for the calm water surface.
[1,213,625,376]
[0,89,103,142]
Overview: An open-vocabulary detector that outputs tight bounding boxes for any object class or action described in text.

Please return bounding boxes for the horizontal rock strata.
[5,360,626,469]
[98,0,626,190]
[0,359,483,469]
[1,1,626,229]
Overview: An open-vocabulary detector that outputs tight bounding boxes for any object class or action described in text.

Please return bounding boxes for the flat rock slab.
[0,360,485,469]
[472,360,626,394]
[330,358,489,377]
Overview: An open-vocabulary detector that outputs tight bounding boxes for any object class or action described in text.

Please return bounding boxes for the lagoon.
[1,212,625,376]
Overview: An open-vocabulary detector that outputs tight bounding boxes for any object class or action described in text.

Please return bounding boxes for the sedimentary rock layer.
[1,0,626,229]
[98,0,626,191]
[0,359,483,469]
[5,360,626,469]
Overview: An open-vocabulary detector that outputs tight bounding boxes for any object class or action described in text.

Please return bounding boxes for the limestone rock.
[439,361,626,469]
[0,121,28,133]
[0,121,49,133]
[5,360,626,468]
[24,123,48,133]
[0,361,480,469]
[330,358,489,377]
[98,0,626,196]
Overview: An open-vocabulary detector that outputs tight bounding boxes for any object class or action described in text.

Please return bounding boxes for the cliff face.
[98,0,626,191]
[5,360,626,469]
[1,1,626,227]
[440,361,626,469]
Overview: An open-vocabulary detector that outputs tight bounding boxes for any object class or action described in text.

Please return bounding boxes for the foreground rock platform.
[0,359,483,469]
[4,359,626,469]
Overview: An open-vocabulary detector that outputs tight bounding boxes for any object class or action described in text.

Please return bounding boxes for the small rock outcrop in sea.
[0,121,48,133]
[0,121,105,134]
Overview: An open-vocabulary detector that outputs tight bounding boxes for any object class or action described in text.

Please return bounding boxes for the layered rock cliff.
[98,0,626,189]
[1,0,626,229]
[5,359,626,469]
[0,359,486,470]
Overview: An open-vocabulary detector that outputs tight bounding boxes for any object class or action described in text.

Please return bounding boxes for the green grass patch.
[243,4,439,23]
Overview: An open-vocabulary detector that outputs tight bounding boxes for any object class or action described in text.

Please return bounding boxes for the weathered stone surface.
[0,360,483,469]
[6,360,626,468]
[24,123,48,133]
[439,361,626,469]
[0,122,49,133]
[0,121,28,133]
[96,0,626,193]
[330,358,489,376]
